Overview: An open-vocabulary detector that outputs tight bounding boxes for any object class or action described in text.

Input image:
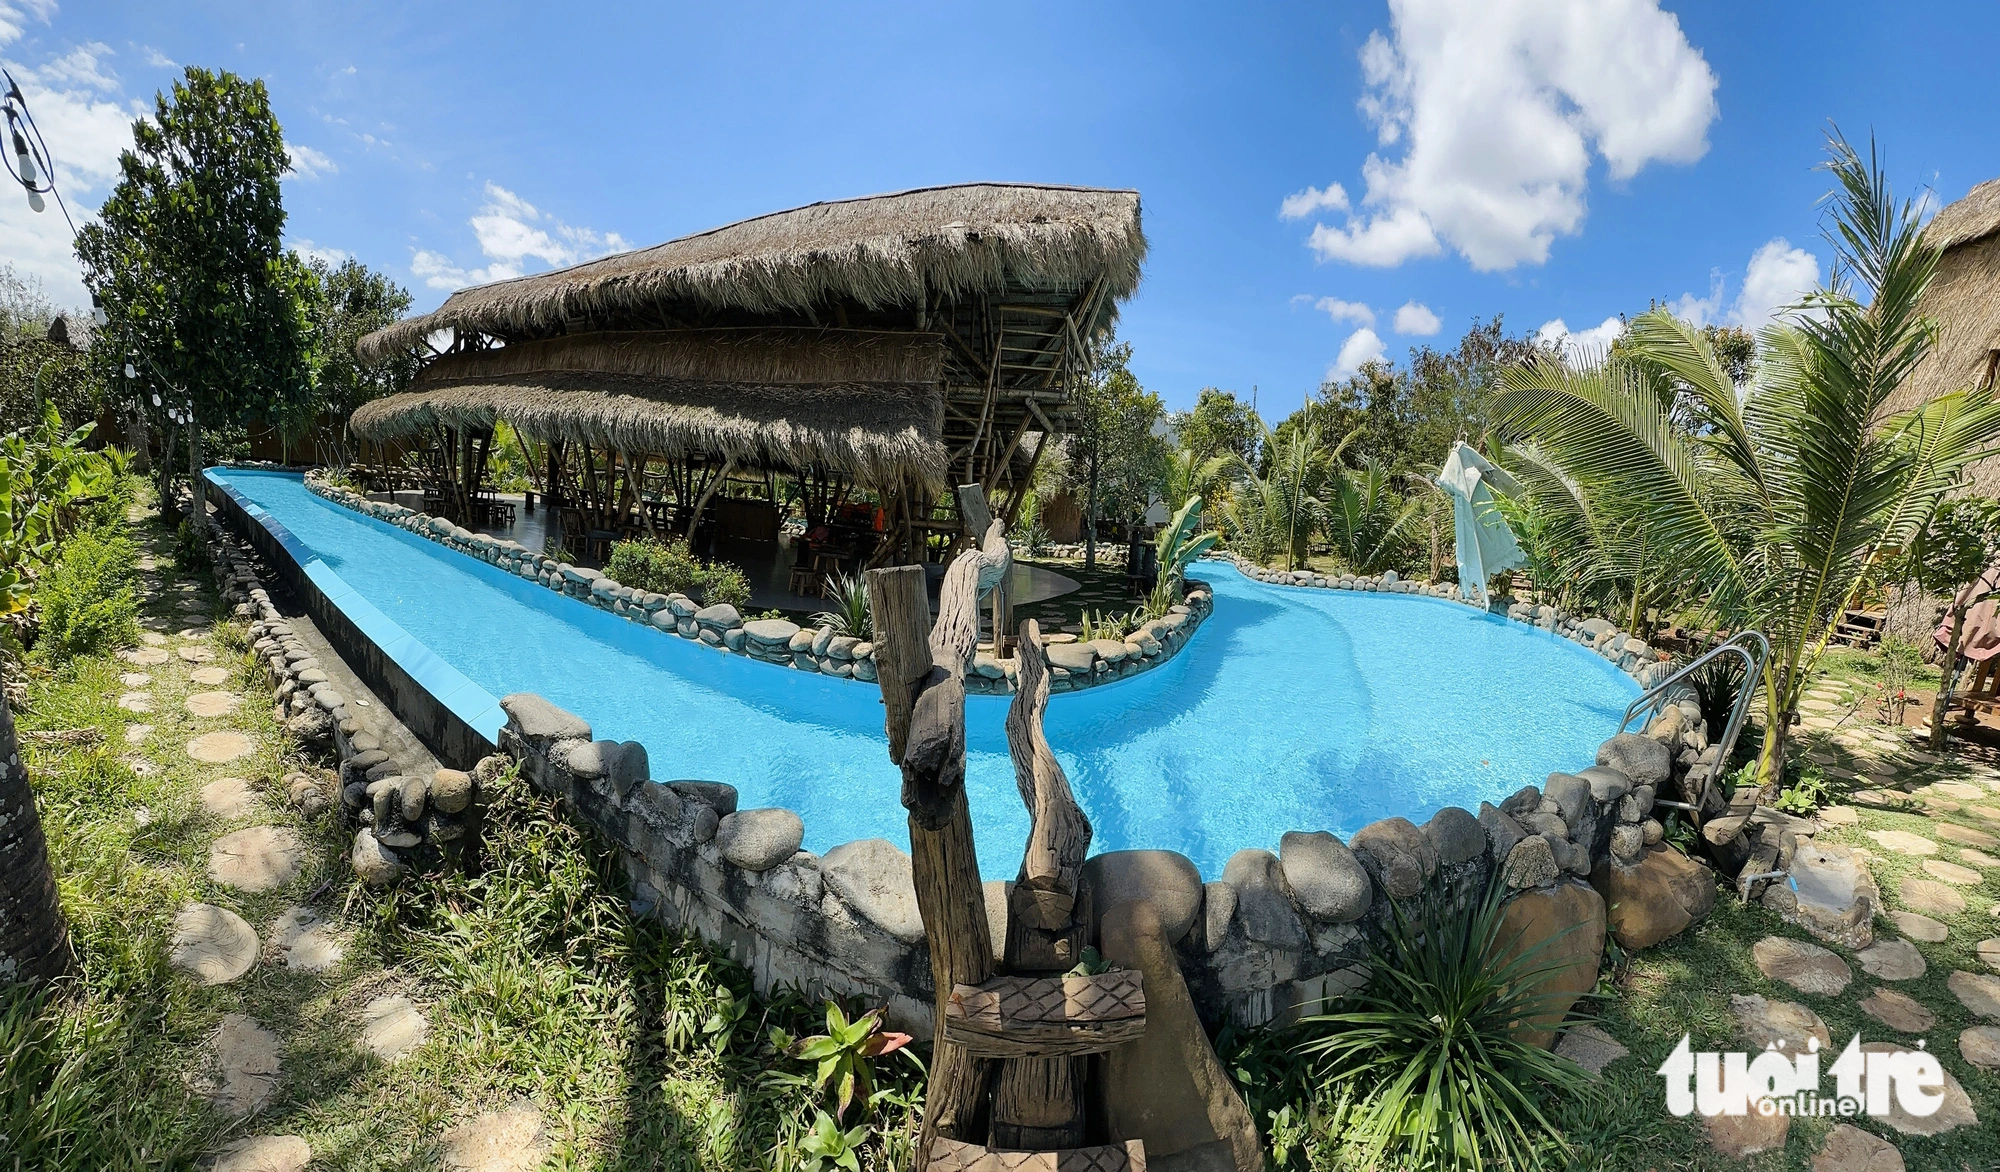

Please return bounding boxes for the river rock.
[1081,849,1205,942]
[1497,881,1604,1048]
[822,839,925,943]
[715,808,805,872]
[693,602,740,628]
[1478,802,1527,862]
[1597,733,1671,787]
[1591,844,1716,950]
[742,618,798,645]
[430,768,474,814]
[1856,937,1926,981]
[1730,993,1832,1051]
[1277,832,1372,923]
[1423,806,1486,865]
[1553,1023,1629,1077]
[668,780,738,817]
[350,829,404,887]
[499,692,591,742]
[1503,836,1559,889]
[1348,817,1438,899]
[1221,848,1306,949]
[1200,880,1236,950]
[1753,936,1852,995]
[1764,842,1879,949]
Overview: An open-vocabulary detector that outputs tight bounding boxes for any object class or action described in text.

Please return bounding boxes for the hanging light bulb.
[11,128,35,186]
[151,392,161,407]
[125,361,137,379]
[91,293,107,328]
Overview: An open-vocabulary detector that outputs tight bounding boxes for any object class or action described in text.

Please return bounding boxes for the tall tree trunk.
[1083,453,1100,572]
[188,424,208,536]
[124,403,149,473]
[1930,604,1969,752]
[0,681,73,986]
[1755,667,1791,797]
[156,421,181,525]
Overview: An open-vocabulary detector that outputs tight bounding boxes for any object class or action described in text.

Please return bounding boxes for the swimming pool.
[210,468,1639,880]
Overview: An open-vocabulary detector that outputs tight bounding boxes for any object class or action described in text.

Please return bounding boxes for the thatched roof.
[1925,178,2000,252]
[1883,181,2000,445]
[357,183,1145,364]
[349,328,946,489]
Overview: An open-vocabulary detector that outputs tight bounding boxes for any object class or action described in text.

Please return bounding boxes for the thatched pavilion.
[350,183,1145,567]
[1887,176,2000,493]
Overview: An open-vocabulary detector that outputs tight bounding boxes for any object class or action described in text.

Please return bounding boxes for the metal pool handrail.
[1617,630,1770,832]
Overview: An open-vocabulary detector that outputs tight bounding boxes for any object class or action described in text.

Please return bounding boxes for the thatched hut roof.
[350,328,947,489]
[357,183,1145,364]
[1885,179,2000,481]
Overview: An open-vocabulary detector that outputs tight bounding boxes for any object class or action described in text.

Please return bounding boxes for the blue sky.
[6,0,1998,412]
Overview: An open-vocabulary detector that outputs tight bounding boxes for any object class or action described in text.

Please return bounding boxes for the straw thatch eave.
[347,328,948,490]
[356,183,1144,365]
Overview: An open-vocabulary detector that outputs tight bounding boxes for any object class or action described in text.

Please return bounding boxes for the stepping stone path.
[1938,822,1999,848]
[185,690,241,718]
[125,724,152,745]
[1858,987,1936,1033]
[119,671,151,688]
[1932,782,1988,801]
[269,906,343,972]
[178,644,215,662]
[1949,970,2000,1019]
[358,994,428,1063]
[441,1103,549,1172]
[1860,1042,1978,1135]
[1706,1110,1787,1160]
[1867,830,1937,856]
[1886,910,1948,942]
[126,757,159,777]
[188,731,256,764]
[1963,1026,2000,1070]
[1753,937,1852,995]
[208,1136,311,1172]
[1899,878,1966,917]
[1820,806,1860,826]
[204,1013,281,1117]
[1811,1123,1904,1172]
[1980,938,2000,972]
[1729,993,1832,1050]
[1855,937,1926,981]
[170,903,260,985]
[141,631,167,646]
[1553,1023,1628,1076]
[209,826,305,892]
[116,692,152,713]
[1973,805,2000,822]
[200,776,263,819]
[190,665,231,686]
[1964,848,2000,868]
[1921,859,1982,886]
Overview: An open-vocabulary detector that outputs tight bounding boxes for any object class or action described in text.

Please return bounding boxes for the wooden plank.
[926,1138,1146,1172]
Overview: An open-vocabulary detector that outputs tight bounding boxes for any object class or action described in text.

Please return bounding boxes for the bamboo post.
[866,486,1013,1164]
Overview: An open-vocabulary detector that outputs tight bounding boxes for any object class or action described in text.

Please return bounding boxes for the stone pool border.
[206,467,1726,1033]
[296,468,1215,696]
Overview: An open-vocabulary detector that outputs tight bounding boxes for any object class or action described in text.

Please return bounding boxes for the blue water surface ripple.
[210,468,1639,880]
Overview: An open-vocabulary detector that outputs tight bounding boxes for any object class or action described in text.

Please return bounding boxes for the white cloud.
[1536,315,1625,360]
[1279,182,1349,221]
[1301,0,1718,271]
[0,0,56,47]
[1329,327,1388,379]
[285,142,336,180]
[37,42,117,90]
[141,45,176,69]
[410,181,631,292]
[1667,237,1822,332]
[1314,296,1375,328]
[1392,300,1441,335]
[291,239,349,268]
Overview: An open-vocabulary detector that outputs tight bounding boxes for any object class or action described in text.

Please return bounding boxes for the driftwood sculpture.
[869,486,1148,1170]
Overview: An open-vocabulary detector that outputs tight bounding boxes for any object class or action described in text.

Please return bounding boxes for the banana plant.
[1151,493,1220,614]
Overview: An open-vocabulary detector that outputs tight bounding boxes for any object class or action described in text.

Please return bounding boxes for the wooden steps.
[943,969,1146,1059]
[1831,608,1885,650]
[927,1137,1146,1171]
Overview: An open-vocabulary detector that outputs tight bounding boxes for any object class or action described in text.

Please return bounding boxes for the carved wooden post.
[990,619,1094,1148]
[865,485,1013,1164]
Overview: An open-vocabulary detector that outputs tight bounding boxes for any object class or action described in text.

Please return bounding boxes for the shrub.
[607,537,751,608]
[36,525,138,660]
[1292,880,1600,1171]
[810,572,872,638]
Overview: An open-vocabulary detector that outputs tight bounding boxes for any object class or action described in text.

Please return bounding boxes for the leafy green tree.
[1226,418,1334,570]
[285,257,416,462]
[1060,340,1167,569]
[1492,134,2000,787]
[76,66,312,525]
[1896,497,2000,749]
[1326,456,1422,574]
[0,266,101,434]
[1170,387,1261,465]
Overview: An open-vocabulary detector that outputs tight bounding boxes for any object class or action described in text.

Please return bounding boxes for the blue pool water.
[210,468,1639,879]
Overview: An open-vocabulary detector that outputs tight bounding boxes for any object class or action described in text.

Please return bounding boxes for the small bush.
[36,526,138,660]
[607,537,751,608]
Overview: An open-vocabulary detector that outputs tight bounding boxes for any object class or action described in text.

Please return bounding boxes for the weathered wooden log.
[1005,622,1092,932]
[944,970,1148,1058]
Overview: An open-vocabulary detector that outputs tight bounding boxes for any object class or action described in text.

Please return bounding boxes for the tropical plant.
[1293,881,1599,1171]
[1225,419,1336,570]
[1893,496,2000,748]
[1875,636,1924,727]
[35,526,139,660]
[1489,134,2000,786]
[810,571,873,638]
[606,536,752,608]
[1161,446,1233,516]
[1683,650,1749,758]
[1079,606,1148,642]
[795,1110,870,1172]
[1149,494,1220,615]
[0,406,130,616]
[781,1002,912,1123]
[1325,455,1421,574]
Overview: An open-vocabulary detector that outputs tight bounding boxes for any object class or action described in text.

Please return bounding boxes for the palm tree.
[0,681,72,986]
[1161,447,1232,517]
[1325,455,1422,575]
[1229,419,1336,570]
[1492,134,2000,786]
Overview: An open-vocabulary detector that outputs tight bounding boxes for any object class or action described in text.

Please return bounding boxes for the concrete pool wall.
[205,466,1718,1031]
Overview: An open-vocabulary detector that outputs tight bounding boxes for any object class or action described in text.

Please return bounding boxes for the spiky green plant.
[810,571,872,639]
[1295,881,1601,1171]
[1149,494,1220,615]
[1490,132,2000,785]
[1325,455,1421,574]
